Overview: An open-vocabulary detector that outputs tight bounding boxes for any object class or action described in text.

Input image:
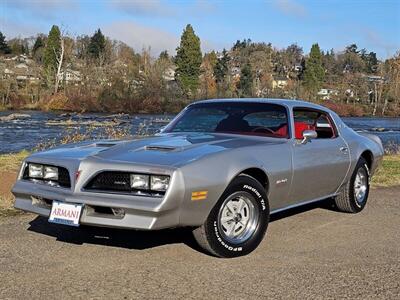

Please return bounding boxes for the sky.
[1,0,399,59]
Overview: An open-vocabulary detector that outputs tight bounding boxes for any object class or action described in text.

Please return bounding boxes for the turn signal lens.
[150,175,170,192]
[29,164,43,178]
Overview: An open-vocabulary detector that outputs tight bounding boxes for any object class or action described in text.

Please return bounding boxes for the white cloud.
[103,21,220,56]
[109,0,176,17]
[4,0,78,18]
[364,29,399,58]
[0,20,42,38]
[190,0,217,15]
[109,0,217,18]
[273,0,307,18]
[103,21,180,55]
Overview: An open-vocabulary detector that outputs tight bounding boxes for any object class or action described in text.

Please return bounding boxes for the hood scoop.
[144,145,179,152]
[95,143,117,148]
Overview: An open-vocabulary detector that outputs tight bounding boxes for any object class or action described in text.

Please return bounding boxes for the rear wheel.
[335,157,370,213]
[193,174,269,258]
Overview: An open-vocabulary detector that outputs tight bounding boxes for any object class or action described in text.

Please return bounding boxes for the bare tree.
[54,36,65,94]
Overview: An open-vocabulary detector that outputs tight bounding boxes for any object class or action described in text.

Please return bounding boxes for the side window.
[243,111,289,138]
[315,114,336,138]
[293,108,336,139]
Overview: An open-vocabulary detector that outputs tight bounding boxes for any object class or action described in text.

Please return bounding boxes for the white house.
[317,88,339,100]
[231,66,241,78]
[272,76,288,89]
[58,69,81,83]
[293,64,302,72]
[162,66,176,82]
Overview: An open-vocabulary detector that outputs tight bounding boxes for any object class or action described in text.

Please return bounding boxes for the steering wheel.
[251,126,275,134]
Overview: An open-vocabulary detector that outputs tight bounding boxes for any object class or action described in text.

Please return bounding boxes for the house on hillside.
[293,63,302,72]
[231,66,241,78]
[363,74,386,83]
[163,66,176,82]
[317,88,339,100]
[272,75,288,89]
[58,69,81,83]
[3,68,14,79]
[3,54,32,64]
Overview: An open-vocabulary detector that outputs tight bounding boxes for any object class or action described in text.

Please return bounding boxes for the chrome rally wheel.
[335,157,370,213]
[217,192,259,244]
[354,167,368,206]
[193,174,269,258]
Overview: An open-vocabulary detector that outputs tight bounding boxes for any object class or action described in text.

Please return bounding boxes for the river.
[0,110,399,154]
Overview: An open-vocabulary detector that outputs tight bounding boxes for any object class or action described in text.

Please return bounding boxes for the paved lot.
[0,187,399,299]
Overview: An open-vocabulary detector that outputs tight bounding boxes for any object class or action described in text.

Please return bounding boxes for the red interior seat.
[294,121,315,139]
[274,122,315,139]
[274,125,288,137]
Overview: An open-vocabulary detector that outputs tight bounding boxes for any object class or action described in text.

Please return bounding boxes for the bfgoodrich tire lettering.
[193,174,269,258]
[335,157,370,213]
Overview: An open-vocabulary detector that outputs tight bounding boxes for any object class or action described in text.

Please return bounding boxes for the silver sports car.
[13,99,384,257]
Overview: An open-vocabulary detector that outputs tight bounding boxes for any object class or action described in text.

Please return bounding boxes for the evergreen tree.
[345,44,359,54]
[238,63,253,97]
[364,52,378,73]
[88,29,106,59]
[303,43,325,92]
[44,25,61,72]
[159,50,169,60]
[214,49,230,83]
[175,24,202,95]
[205,51,217,68]
[0,32,11,54]
[33,36,45,54]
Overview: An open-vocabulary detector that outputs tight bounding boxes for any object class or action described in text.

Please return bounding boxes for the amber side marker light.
[191,191,208,201]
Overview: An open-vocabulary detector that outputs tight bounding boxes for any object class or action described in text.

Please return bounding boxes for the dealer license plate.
[49,201,83,227]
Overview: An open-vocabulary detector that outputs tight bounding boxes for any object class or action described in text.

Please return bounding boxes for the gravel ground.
[0,187,399,299]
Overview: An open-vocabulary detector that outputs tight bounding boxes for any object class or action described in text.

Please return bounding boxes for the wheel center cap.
[234,213,242,223]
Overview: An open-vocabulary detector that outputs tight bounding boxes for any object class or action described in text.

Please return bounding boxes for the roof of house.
[273,76,288,81]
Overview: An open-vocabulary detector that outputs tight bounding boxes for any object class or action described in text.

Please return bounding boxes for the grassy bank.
[0,151,29,216]
[0,151,399,217]
[371,155,400,187]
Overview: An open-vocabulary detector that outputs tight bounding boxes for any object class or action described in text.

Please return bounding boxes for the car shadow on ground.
[27,199,336,253]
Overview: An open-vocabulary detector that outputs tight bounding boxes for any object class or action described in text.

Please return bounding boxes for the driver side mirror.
[301,130,317,144]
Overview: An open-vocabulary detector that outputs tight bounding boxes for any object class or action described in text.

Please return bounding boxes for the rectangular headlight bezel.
[130,174,150,190]
[43,165,59,180]
[29,163,44,178]
[150,175,170,192]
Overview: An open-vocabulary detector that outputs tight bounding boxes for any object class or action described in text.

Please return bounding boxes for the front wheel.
[334,157,370,213]
[193,174,269,258]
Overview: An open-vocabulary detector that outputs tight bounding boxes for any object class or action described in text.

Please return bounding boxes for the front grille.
[85,171,165,196]
[58,168,71,187]
[86,172,131,192]
[23,164,71,188]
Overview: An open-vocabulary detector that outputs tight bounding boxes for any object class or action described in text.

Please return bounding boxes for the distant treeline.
[0,24,399,116]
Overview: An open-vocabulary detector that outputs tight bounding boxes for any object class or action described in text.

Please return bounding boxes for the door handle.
[340,147,348,153]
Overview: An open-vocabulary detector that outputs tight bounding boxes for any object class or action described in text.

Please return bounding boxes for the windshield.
[164,102,289,138]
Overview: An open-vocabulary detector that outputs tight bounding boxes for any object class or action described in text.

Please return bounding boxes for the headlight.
[29,163,43,178]
[43,166,58,180]
[150,175,170,192]
[130,174,149,190]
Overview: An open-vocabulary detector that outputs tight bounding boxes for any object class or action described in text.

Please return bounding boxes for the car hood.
[29,133,285,167]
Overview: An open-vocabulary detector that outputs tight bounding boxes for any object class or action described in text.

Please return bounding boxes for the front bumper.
[13,177,184,231]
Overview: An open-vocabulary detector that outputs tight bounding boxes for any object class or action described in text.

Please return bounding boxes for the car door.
[289,108,350,203]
